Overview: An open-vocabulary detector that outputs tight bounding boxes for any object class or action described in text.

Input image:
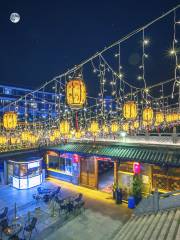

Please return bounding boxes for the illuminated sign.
[28,161,40,169]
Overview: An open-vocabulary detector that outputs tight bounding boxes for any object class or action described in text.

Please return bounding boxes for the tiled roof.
[46,142,180,167]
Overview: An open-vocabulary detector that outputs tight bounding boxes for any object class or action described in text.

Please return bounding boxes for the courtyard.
[0,178,132,240]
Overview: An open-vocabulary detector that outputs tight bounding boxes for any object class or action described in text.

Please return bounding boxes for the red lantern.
[133,162,141,174]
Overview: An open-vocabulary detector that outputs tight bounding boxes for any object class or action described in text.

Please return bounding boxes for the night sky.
[0,0,180,95]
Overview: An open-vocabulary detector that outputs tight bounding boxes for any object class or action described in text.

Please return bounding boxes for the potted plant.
[132,174,142,205]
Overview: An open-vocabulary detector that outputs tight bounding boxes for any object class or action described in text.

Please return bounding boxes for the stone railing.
[134,189,180,216]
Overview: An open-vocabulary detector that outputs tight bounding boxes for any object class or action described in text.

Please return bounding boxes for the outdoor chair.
[37,187,51,195]
[58,202,68,216]
[23,217,37,240]
[74,193,83,203]
[0,218,9,238]
[0,207,8,220]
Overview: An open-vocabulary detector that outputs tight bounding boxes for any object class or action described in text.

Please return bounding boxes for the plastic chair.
[23,217,37,240]
[0,207,8,220]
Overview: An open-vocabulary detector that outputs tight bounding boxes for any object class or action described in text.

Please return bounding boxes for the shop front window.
[47,154,73,175]
[20,164,27,178]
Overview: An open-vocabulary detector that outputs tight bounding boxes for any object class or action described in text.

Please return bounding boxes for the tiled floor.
[0,178,132,239]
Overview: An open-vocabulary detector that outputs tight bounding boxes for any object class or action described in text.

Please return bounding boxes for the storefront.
[45,142,180,197]
[117,161,180,201]
[8,157,43,189]
[46,151,80,185]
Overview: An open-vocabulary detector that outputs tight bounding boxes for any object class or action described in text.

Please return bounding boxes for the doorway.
[98,158,114,193]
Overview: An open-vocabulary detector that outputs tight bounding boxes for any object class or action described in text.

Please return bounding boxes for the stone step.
[175,220,180,240]
[113,217,135,240]
[114,216,138,240]
[135,214,156,240]
[150,211,168,240]
[142,212,162,240]
[166,209,180,240]
[157,210,176,240]
[129,214,149,239]
[119,215,146,240]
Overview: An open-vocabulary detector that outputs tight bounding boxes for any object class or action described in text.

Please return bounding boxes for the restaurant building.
[45,141,180,199]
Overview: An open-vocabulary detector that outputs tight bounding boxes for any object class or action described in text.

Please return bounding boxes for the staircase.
[113,208,180,240]
[134,190,180,216]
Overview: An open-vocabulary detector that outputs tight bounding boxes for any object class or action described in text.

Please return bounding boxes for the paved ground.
[0,179,132,240]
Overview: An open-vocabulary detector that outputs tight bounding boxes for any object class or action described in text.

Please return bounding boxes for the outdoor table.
[3,223,22,239]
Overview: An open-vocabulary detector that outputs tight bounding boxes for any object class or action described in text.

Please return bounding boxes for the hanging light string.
[2,4,180,112]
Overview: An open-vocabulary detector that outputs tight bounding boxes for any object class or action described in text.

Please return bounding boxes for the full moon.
[10,13,20,23]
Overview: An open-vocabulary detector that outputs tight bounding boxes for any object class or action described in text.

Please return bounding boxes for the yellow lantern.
[155,112,164,125]
[50,135,56,142]
[143,121,152,127]
[66,78,86,109]
[172,112,178,122]
[102,125,109,134]
[123,101,137,120]
[143,107,153,123]
[111,122,119,133]
[59,120,70,135]
[133,121,139,129]
[165,113,173,123]
[90,121,99,135]
[3,112,17,129]
[122,123,129,132]
[75,131,81,139]
[28,134,38,144]
[67,133,72,139]
[53,129,60,138]
[0,136,7,145]
[21,131,30,141]
[10,137,15,144]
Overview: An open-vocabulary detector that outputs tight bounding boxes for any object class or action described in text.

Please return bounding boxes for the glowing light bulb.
[169,49,176,55]
[144,39,150,45]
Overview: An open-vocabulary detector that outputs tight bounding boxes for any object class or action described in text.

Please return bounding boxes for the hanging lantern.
[28,134,38,144]
[133,121,139,129]
[81,130,85,136]
[90,121,99,135]
[67,133,72,139]
[155,112,164,125]
[21,131,30,141]
[10,137,18,144]
[165,113,173,123]
[66,77,86,109]
[75,131,81,139]
[0,136,7,145]
[172,112,178,122]
[122,122,129,132]
[59,120,70,135]
[123,101,137,120]
[111,122,119,133]
[102,125,109,134]
[53,129,60,138]
[142,121,152,127]
[50,135,56,142]
[143,107,153,123]
[133,162,141,174]
[3,112,17,129]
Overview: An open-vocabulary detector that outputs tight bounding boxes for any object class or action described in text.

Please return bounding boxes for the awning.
[46,143,180,167]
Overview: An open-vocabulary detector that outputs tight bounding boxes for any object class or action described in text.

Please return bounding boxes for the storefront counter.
[8,157,43,189]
